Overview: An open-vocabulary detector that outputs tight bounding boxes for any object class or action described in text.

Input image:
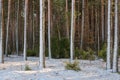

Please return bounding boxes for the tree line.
[0,0,119,72]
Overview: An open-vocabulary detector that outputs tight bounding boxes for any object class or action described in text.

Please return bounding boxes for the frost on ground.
[0,55,120,80]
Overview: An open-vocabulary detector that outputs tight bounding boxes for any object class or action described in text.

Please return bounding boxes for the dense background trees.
[0,0,119,72]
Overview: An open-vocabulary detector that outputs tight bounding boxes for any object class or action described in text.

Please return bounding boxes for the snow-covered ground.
[0,55,120,80]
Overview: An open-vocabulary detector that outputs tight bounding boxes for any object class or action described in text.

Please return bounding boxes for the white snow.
[0,55,120,80]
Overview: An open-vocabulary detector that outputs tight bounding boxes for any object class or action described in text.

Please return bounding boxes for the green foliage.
[65,59,80,71]
[7,51,11,55]
[34,46,39,56]
[118,48,120,56]
[87,48,95,60]
[74,47,80,58]
[53,0,65,12]
[45,48,48,57]
[98,43,107,61]
[27,45,39,57]
[59,38,70,58]
[118,72,120,74]
[74,48,95,60]
[27,50,37,56]
[51,37,70,58]
[79,49,87,59]
[51,37,60,58]
[25,65,32,71]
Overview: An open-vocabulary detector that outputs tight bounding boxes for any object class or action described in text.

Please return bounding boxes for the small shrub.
[98,43,106,61]
[74,48,95,60]
[59,38,70,58]
[27,50,36,56]
[65,59,80,71]
[51,37,60,58]
[34,46,39,56]
[118,48,120,56]
[51,37,70,58]
[74,47,80,58]
[87,48,95,60]
[25,65,31,71]
[118,72,120,74]
[79,49,86,59]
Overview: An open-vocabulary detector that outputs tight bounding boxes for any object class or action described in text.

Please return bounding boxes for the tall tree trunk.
[70,0,75,63]
[96,8,100,56]
[23,0,28,61]
[106,0,111,70]
[5,0,11,57]
[0,0,3,63]
[101,0,105,42]
[80,0,84,49]
[66,0,69,39]
[39,0,45,69]
[43,0,45,68]
[32,0,35,50]
[112,0,118,73]
[48,0,51,59]
[16,0,19,55]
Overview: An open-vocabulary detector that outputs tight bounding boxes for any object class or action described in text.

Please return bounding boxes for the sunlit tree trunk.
[23,0,28,61]
[5,0,11,57]
[70,0,75,63]
[106,0,111,70]
[112,0,118,73]
[0,0,3,63]
[39,0,45,69]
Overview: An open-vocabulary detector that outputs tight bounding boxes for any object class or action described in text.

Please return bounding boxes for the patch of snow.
[0,56,120,80]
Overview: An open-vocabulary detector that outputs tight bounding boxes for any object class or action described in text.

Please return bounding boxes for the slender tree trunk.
[43,0,45,68]
[16,0,19,55]
[5,0,11,57]
[112,0,118,73]
[48,0,51,59]
[80,0,84,49]
[66,0,69,39]
[32,0,35,50]
[110,7,113,69]
[0,0,3,63]
[23,0,28,61]
[70,0,75,63]
[101,0,105,42]
[50,1,53,37]
[106,0,111,70]
[96,8,100,56]
[104,0,108,42]
[39,0,45,69]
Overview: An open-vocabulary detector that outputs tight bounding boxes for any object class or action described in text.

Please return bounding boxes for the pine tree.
[106,0,111,70]
[70,0,75,63]
[48,0,51,59]
[23,0,28,61]
[113,0,118,73]
[0,0,3,63]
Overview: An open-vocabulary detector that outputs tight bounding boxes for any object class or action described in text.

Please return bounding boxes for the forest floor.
[0,55,120,80]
